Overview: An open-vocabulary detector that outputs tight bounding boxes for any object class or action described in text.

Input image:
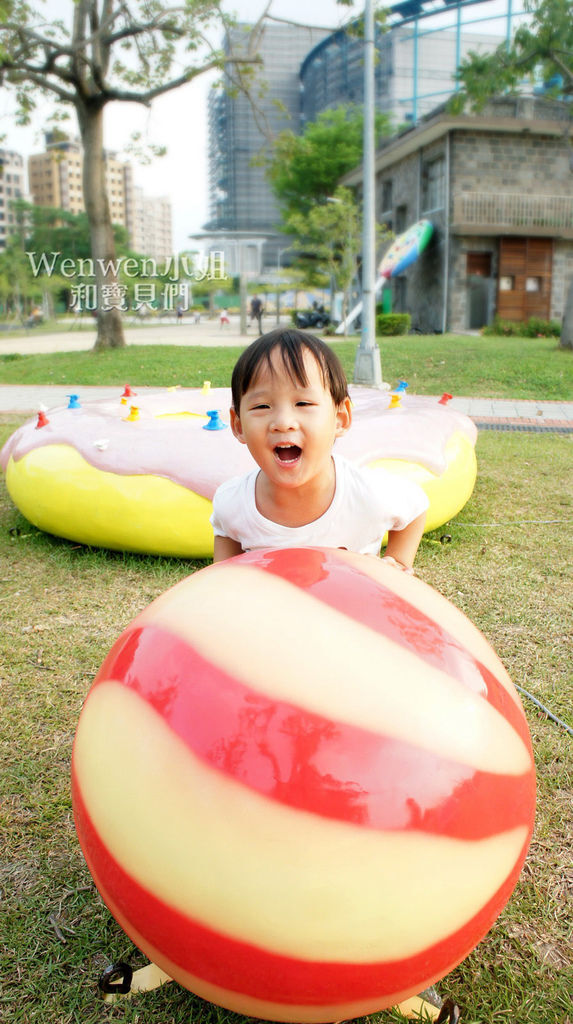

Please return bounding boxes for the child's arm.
[213,535,244,562]
[383,510,427,571]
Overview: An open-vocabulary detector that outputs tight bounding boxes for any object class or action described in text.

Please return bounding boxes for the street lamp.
[354,0,384,387]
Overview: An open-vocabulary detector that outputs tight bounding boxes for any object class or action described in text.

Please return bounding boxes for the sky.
[0,0,351,252]
[1,1,518,253]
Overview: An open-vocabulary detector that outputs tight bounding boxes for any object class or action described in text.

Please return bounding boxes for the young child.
[211,328,428,567]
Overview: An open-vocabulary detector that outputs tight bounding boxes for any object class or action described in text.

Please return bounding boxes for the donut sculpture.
[1,385,477,558]
[72,547,535,1022]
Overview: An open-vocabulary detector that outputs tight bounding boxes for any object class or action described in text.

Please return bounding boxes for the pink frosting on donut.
[1,387,477,499]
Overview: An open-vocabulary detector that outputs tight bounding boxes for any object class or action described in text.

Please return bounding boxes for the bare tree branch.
[3,67,76,103]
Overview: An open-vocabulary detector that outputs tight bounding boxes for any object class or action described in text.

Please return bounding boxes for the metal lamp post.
[353,0,384,387]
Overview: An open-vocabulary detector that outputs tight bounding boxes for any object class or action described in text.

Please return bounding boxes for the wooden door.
[497,238,552,321]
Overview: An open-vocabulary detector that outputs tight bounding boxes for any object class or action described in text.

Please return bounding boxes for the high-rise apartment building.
[126,183,173,264]
[28,133,172,259]
[122,166,172,263]
[28,135,90,217]
[207,22,330,267]
[0,149,28,249]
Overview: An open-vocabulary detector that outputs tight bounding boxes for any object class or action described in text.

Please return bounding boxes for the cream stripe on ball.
[337,550,519,704]
[74,681,530,964]
[136,565,530,776]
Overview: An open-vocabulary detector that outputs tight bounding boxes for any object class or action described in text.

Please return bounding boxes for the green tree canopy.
[265,104,392,221]
[12,200,129,265]
[453,0,572,109]
[286,186,361,329]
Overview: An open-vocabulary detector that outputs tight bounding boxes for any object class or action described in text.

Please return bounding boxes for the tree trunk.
[76,100,126,350]
[560,277,573,351]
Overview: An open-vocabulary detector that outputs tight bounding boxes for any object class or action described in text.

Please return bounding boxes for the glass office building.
[301,18,502,129]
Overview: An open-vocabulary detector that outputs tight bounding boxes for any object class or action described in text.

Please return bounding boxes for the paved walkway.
[0,319,571,429]
[0,315,259,355]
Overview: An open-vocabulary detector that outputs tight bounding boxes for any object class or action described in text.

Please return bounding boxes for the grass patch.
[0,418,571,1023]
[0,334,571,399]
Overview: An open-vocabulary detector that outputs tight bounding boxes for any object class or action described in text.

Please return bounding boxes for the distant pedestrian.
[176,304,183,324]
[220,308,230,328]
[250,294,264,335]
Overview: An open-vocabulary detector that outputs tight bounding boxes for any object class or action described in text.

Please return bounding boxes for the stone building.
[342,96,573,332]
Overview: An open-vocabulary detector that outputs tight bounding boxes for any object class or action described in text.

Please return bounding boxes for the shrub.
[482,318,521,337]
[376,313,411,336]
[524,317,561,338]
[482,316,561,338]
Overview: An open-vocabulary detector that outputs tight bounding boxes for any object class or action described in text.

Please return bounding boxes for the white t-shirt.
[210,453,429,556]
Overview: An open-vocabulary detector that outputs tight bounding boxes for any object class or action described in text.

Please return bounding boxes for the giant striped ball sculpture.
[72,548,536,1022]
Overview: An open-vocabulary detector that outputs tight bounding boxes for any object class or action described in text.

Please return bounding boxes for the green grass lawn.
[1,415,571,1024]
[1,334,572,399]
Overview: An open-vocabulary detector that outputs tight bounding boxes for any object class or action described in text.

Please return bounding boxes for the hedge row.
[376,313,411,336]
[482,316,561,338]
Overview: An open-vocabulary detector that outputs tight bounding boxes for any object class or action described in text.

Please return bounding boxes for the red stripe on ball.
[94,625,535,840]
[234,547,532,748]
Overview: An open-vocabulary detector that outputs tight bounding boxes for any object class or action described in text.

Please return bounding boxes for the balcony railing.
[453,192,573,233]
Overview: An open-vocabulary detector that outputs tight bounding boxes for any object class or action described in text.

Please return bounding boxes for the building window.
[379,179,393,230]
[499,276,515,291]
[526,276,542,292]
[395,204,408,234]
[467,252,491,277]
[422,156,445,213]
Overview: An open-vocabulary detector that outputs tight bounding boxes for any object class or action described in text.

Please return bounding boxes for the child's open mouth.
[274,444,302,464]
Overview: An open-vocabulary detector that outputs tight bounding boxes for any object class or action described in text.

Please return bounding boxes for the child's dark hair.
[231,328,349,411]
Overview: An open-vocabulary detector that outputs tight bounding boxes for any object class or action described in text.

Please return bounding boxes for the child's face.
[230,347,351,490]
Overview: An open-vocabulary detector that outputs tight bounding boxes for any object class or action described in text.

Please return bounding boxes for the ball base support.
[395,992,461,1022]
[98,961,460,1021]
[98,960,172,1002]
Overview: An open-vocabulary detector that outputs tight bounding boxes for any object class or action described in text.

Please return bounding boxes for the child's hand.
[384,511,426,573]
[382,555,414,575]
